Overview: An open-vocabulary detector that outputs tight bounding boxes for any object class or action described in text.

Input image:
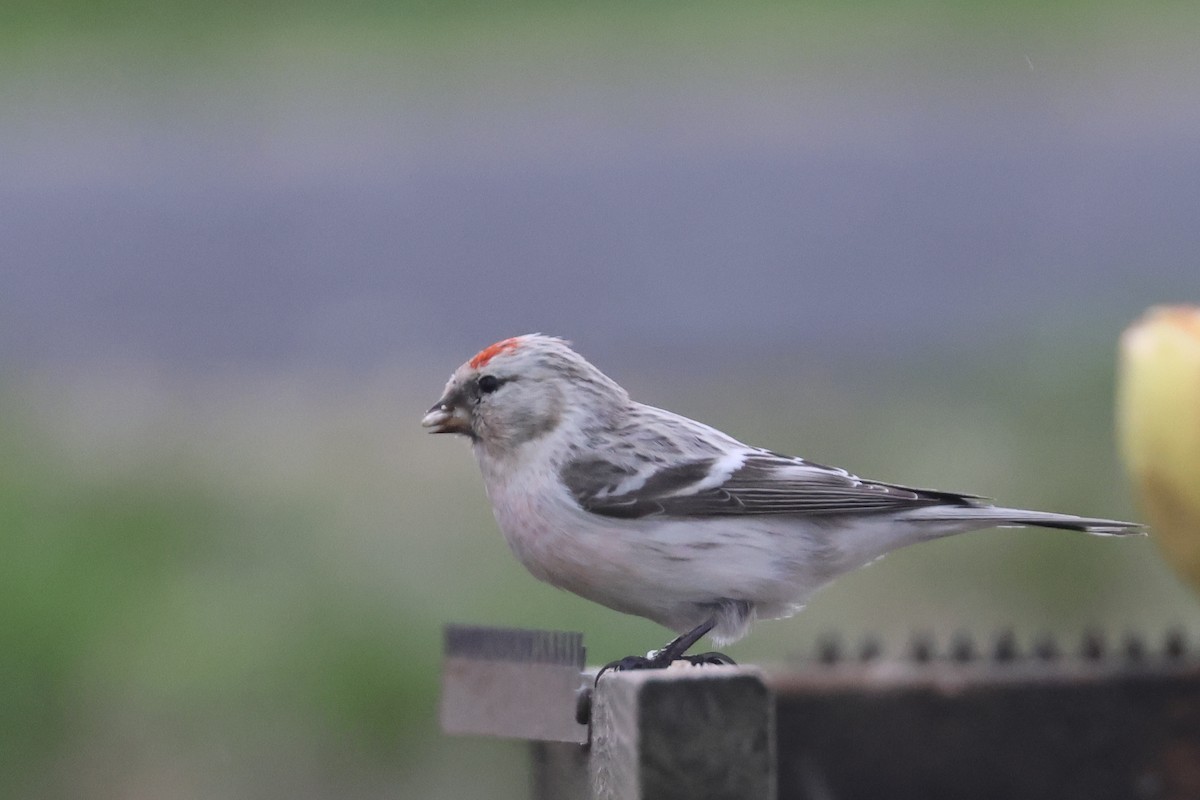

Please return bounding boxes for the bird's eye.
[478,375,501,394]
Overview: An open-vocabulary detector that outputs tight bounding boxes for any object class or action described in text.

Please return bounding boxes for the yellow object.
[1118,305,1200,591]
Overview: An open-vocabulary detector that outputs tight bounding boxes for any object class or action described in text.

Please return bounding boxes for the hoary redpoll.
[423,335,1143,670]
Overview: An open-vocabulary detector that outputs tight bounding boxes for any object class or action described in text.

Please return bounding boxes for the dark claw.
[596,617,734,685]
[595,654,657,684]
[594,650,737,684]
[683,651,737,666]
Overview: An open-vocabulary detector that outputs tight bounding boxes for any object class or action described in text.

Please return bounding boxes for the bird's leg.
[653,618,718,663]
[595,617,736,682]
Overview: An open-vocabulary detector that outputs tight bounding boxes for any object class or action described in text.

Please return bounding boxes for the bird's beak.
[422,398,470,434]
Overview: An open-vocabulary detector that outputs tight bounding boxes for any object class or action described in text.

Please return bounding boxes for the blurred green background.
[3,2,1199,798]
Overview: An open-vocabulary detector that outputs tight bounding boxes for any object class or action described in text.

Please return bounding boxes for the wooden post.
[531,667,776,800]
[531,740,590,800]
[589,667,775,800]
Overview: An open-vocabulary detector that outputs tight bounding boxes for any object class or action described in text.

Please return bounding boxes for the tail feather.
[904,505,1146,537]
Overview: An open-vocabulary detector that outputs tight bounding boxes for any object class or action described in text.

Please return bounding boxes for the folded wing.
[561,450,985,520]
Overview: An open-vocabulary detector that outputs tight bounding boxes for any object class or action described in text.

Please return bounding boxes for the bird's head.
[422,334,628,453]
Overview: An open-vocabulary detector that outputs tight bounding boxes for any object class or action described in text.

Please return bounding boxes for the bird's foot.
[594,652,665,683]
[594,648,736,683]
[594,617,734,684]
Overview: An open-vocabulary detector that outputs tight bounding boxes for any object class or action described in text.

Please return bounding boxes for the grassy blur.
[3,329,1195,798]
[0,0,1149,39]
[1,0,1186,73]
[1,374,440,798]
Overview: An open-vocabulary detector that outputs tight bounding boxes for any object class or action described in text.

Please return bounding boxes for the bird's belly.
[490,491,645,608]
[488,487,820,627]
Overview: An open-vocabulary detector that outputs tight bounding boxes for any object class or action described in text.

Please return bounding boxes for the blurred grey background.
[2,2,1198,798]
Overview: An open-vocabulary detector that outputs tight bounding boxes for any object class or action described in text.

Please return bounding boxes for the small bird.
[423,334,1143,670]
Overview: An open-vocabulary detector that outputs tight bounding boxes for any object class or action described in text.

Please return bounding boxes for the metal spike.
[1164,628,1187,659]
[909,632,935,663]
[950,631,976,663]
[992,629,1019,662]
[816,633,842,665]
[1123,633,1146,661]
[858,634,883,663]
[1032,632,1059,661]
[1080,629,1106,661]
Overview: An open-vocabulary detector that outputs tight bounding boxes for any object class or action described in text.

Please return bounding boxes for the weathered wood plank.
[589,667,776,800]
[768,659,1200,800]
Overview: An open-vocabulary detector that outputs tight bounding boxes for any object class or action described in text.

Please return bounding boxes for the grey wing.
[561,450,986,520]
